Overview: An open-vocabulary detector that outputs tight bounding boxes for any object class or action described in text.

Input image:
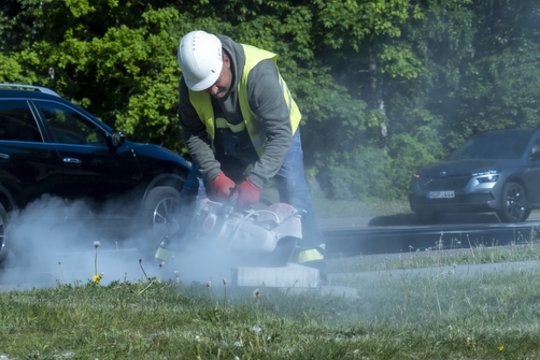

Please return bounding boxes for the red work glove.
[231,178,261,209]
[209,172,235,201]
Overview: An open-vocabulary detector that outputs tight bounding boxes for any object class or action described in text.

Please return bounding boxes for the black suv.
[0,84,191,260]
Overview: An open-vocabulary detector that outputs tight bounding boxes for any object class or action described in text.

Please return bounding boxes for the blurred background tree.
[0,0,538,202]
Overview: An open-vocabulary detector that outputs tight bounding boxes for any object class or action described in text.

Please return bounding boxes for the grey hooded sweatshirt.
[178,34,296,188]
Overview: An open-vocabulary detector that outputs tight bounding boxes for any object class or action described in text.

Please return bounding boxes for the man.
[177,30,325,273]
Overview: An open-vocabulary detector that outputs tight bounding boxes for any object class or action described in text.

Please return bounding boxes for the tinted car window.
[35,101,107,145]
[0,100,42,142]
[530,139,540,159]
[447,130,531,160]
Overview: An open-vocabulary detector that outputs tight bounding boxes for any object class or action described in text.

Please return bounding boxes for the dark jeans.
[274,131,324,247]
[182,131,324,247]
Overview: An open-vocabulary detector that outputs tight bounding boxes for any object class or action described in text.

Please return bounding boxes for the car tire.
[497,181,530,223]
[139,186,183,258]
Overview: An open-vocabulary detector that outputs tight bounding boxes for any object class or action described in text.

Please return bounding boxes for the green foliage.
[454,44,540,137]
[378,43,423,80]
[313,0,412,50]
[319,146,395,200]
[0,0,539,203]
[389,128,444,193]
[443,0,540,149]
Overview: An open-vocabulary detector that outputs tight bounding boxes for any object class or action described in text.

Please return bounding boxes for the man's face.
[205,53,232,99]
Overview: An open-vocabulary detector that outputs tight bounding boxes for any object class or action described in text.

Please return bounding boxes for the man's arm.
[247,60,294,188]
[178,79,222,184]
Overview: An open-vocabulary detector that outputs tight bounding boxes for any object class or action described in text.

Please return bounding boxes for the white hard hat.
[177,31,223,91]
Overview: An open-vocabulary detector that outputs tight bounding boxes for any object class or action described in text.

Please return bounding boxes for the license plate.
[428,190,455,199]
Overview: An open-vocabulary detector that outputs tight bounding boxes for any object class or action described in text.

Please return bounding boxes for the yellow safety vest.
[187,44,302,155]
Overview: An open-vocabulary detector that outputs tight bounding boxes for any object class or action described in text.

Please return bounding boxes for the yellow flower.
[92,273,103,284]
[498,344,505,352]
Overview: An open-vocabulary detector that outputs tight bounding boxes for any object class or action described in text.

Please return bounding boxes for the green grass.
[329,239,540,273]
[2,245,540,359]
[314,196,410,219]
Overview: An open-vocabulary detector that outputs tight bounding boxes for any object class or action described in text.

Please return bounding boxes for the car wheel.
[497,181,530,222]
[139,186,183,256]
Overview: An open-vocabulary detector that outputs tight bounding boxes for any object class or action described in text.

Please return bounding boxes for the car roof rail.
[0,83,61,97]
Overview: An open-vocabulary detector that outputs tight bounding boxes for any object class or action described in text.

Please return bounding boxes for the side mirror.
[110,131,126,148]
[529,145,540,161]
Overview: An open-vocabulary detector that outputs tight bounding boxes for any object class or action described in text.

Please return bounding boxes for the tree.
[450,0,540,147]
[1,0,538,202]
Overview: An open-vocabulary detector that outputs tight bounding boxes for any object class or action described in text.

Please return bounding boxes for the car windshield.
[447,130,532,160]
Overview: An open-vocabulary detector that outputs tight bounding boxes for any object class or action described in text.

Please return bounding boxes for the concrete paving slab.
[233,263,320,288]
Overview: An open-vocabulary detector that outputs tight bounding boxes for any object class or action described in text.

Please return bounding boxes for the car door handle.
[63,157,82,166]
[0,153,10,160]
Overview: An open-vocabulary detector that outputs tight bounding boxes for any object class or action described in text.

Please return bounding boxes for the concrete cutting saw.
[154,198,303,267]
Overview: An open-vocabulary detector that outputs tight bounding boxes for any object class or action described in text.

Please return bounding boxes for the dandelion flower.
[498,344,505,352]
[253,288,261,299]
[92,273,103,284]
[252,325,262,335]
[93,241,101,248]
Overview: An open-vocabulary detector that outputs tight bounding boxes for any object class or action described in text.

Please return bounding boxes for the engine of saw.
[156,199,303,267]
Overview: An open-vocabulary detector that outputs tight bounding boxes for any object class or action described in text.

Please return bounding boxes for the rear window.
[0,100,42,142]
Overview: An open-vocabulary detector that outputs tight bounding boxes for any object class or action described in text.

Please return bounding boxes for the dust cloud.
[0,195,237,291]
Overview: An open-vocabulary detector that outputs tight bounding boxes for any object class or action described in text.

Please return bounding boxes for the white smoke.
[0,195,244,291]
[161,239,238,285]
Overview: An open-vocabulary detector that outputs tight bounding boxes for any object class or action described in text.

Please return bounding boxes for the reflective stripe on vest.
[187,44,302,155]
[215,117,246,133]
[295,248,324,264]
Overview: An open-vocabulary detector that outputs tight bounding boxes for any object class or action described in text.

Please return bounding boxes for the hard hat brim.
[184,68,221,92]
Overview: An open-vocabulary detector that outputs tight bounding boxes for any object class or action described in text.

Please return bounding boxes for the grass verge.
[329,238,540,273]
[1,246,540,359]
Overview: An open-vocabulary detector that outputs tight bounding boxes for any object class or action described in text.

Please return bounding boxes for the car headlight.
[473,170,499,183]
[411,173,432,187]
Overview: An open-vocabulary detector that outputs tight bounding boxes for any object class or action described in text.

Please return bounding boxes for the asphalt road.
[321,209,540,229]
[322,210,540,257]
